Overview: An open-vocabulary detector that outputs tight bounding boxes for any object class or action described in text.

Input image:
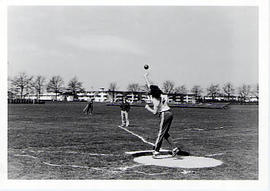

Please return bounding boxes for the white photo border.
[0,0,269,190]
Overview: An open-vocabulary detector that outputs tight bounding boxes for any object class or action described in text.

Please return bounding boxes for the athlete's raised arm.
[144,73,151,88]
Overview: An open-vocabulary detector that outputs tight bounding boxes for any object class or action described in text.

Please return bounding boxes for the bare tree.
[140,84,150,92]
[238,84,251,102]
[207,84,220,100]
[67,76,84,98]
[127,83,141,92]
[108,82,118,102]
[8,76,18,98]
[190,85,203,97]
[252,83,259,100]
[47,76,64,101]
[162,80,175,94]
[8,77,15,99]
[109,82,118,91]
[127,83,141,103]
[175,85,188,94]
[32,75,46,100]
[10,72,33,99]
[222,82,235,100]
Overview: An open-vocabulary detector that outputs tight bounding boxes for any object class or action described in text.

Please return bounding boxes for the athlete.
[83,98,94,116]
[144,73,186,158]
[120,97,130,127]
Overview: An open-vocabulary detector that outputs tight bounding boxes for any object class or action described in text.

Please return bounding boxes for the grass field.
[8,102,258,180]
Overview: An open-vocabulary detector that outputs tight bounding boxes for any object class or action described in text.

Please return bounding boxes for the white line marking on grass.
[194,128,204,131]
[132,171,168,176]
[118,126,154,146]
[50,151,114,157]
[116,164,144,171]
[27,149,114,157]
[69,165,90,169]
[184,128,204,131]
[205,153,224,157]
[42,162,92,169]
[42,162,63,167]
[88,153,114,156]
[125,149,170,155]
[214,127,224,130]
[14,153,93,169]
[173,137,189,141]
[14,154,38,159]
[181,170,194,175]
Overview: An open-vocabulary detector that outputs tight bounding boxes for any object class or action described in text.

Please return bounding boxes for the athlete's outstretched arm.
[144,73,151,88]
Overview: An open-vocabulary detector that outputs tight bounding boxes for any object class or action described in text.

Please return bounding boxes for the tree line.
[8,72,259,101]
[110,80,258,101]
[8,73,83,100]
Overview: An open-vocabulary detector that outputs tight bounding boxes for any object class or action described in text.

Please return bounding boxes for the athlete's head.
[149,85,163,99]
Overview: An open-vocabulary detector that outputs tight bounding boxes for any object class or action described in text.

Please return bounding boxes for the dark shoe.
[172,148,190,156]
[172,148,180,157]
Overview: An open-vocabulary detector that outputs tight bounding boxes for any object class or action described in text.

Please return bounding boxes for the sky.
[8,6,258,92]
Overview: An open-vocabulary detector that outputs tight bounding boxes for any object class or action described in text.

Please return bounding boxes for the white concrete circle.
[134,155,223,169]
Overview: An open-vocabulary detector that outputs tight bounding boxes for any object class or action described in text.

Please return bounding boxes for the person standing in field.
[144,73,188,158]
[120,97,130,127]
[83,98,94,116]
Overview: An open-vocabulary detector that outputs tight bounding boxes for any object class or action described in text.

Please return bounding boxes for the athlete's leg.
[83,104,88,114]
[125,111,129,127]
[163,115,177,149]
[121,111,125,126]
[86,103,91,115]
[164,135,176,149]
[154,112,166,152]
[90,104,93,115]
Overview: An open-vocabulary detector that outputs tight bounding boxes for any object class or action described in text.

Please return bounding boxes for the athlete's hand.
[145,104,150,109]
[144,73,149,78]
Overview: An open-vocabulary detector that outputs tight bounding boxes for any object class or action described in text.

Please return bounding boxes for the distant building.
[23,92,65,101]
[167,93,197,104]
[114,92,124,102]
[8,88,258,103]
[204,95,258,103]
[94,88,108,102]
[77,91,95,101]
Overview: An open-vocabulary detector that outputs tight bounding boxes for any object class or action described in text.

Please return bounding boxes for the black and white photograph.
[1,0,270,190]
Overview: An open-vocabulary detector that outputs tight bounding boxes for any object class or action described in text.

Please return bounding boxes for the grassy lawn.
[8,102,258,179]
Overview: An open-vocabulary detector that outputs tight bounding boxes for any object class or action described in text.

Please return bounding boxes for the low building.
[167,93,197,104]
[23,92,65,101]
[94,88,109,102]
[77,92,95,102]
[204,95,258,103]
